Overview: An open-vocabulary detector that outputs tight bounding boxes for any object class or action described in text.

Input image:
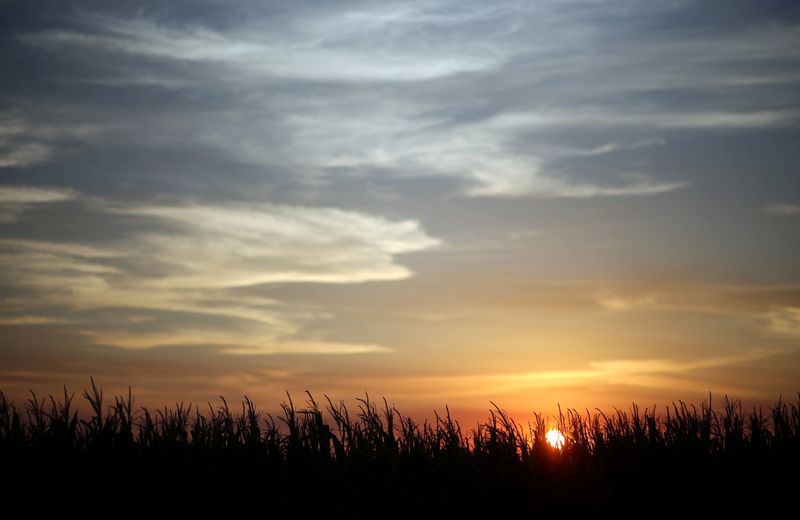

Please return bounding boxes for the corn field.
[1,380,797,516]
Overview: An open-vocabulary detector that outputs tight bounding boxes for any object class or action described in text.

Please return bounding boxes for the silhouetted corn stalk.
[1,382,798,515]
[0,384,797,459]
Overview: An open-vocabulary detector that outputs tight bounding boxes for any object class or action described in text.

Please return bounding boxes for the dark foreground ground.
[1,384,797,517]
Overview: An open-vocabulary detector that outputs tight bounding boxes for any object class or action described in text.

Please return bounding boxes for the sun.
[546,428,565,449]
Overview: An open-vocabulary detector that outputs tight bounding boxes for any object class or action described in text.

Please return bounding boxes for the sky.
[1,0,799,419]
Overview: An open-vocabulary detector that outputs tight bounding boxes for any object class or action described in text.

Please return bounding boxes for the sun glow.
[546,428,565,449]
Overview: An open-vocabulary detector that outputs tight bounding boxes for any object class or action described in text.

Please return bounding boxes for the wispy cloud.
[342,349,780,400]
[0,142,56,168]
[764,203,800,216]
[488,109,800,131]
[767,307,800,336]
[0,316,71,326]
[20,5,512,82]
[23,3,800,198]
[78,328,391,355]
[0,111,112,169]
[0,194,440,353]
[597,293,659,312]
[105,202,440,287]
[283,109,689,198]
[0,186,74,204]
[0,186,75,223]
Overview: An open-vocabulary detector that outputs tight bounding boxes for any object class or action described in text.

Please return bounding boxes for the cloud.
[20,5,512,82]
[0,142,56,168]
[586,283,800,317]
[0,111,116,169]
[340,348,780,400]
[597,293,658,312]
[105,202,441,287]
[767,307,800,336]
[0,195,440,353]
[26,3,800,198]
[283,109,688,198]
[0,114,53,168]
[0,316,70,326]
[0,186,75,223]
[78,328,391,355]
[488,109,800,131]
[764,203,800,216]
[0,186,75,204]
[539,138,668,158]
[11,2,800,203]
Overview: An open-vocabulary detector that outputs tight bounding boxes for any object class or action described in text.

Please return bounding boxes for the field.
[1,381,797,516]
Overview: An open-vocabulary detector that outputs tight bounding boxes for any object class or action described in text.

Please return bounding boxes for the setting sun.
[546,429,566,449]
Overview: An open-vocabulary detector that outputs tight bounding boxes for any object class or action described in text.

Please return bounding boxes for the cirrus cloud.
[0,190,440,354]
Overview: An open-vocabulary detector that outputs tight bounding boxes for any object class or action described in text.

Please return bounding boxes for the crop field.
[1,381,797,516]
